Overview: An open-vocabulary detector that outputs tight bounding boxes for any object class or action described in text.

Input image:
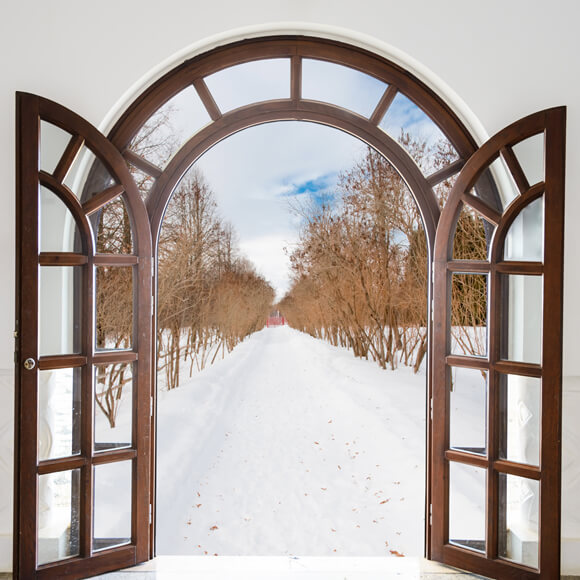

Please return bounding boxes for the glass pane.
[40,186,82,253]
[452,204,493,261]
[93,461,132,551]
[302,58,387,118]
[39,266,82,356]
[94,363,133,452]
[512,133,544,187]
[129,85,211,170]
[205,58,290,113]
[38,368,81,461]
[503,197,544,262]
[128,163,155,201]
[472,157,517,212]
[380,92,458,172]
[96,196,134,254]
[450,273,487,357]
[95,266,133,350]
[499,474,539,569]
[449,367,487,455]
[499,375,540,466]
[37,469,80,565]
[449,462,486,552]
[40,121,73,176]
[500,275,543,364]
[63,146,116,201]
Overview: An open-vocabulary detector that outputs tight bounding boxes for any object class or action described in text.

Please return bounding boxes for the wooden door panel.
[431,108,565,579]
[15,93,152,579]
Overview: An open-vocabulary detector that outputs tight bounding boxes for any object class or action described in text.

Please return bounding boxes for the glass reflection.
[302,58,387,118]
[449,367,487,455]
[40,186,81,253]
[37,469,81,565]
[205,58,290,113]
[63,147,116,201]
[503,197,544,262]
[39,266,82,356]
[452,205,493,261]
[512,133,545,188]
[129,85,211,170]
[93,461,132,551]
[500,275,543,365]
[95,266,133,350]
[499,474,539,569]
[38,368,81,461]
[448,462,486,552]
[500,375,540,466]
[450,273,488,358]
[40,121,73,176]
[94,363,133,452]
[380,92,458,172]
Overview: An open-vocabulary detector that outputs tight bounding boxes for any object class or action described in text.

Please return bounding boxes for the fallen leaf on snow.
[390,549,405,557]
[196,504,202,508]
[209,525,219,531]
[380,499,390,504]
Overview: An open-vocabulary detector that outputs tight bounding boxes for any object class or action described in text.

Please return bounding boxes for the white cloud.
[193,121,366,298]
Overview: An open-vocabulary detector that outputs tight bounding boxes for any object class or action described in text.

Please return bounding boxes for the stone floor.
[91,556,491,579]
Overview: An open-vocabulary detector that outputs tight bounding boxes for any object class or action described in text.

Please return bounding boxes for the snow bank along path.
[156,325,427,557]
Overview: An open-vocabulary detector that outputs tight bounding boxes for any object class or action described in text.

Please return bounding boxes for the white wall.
[2,0,580,573]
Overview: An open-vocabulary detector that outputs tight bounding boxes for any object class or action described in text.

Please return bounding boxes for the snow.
[156,325,427,557]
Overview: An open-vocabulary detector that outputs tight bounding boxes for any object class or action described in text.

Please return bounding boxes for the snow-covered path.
[156,325,427,558]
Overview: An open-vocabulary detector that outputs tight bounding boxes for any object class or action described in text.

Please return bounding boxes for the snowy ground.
[156,325,427,558]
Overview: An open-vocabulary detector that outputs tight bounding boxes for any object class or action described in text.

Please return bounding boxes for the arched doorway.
[14,35,565,579]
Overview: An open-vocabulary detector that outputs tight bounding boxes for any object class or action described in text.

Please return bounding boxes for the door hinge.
[430,397,433,421]
[429,503,432,526]
[150,395,154,417]
[430,298,434,321]
[149,503,153,524]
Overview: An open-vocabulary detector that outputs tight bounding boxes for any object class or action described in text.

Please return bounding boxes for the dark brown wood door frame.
[432,107,566,579]
[106,36,486,558]
[15,93,153,578]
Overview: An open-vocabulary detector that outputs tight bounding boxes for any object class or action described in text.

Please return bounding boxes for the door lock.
[23,358,36,371]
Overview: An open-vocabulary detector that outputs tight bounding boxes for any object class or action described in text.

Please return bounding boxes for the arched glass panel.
[129,85,211,169]
[512,133,545,188]
[40,120,73,175]
[302,58,387,117]
[380,92,458,171]
[64,146,116,200]
[205,58,290,113]
[40,186,82,253]
[452,205,494,261]
[96,196,134,254]
[503,196,544,262]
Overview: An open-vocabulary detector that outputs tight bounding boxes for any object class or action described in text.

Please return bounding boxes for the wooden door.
[15,93,153,578]
[431,108,565,578]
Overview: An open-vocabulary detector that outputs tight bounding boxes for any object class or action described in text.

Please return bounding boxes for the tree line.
[279,135,488,372]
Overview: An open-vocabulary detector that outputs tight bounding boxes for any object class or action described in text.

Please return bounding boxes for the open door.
[431,108,565,578]
[14,93,153,578]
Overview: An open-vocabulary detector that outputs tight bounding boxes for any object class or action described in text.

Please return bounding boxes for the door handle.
[23,358,36,371]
